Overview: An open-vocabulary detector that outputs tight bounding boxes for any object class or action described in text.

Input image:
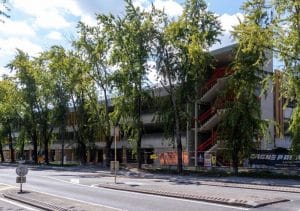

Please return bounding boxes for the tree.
[0,127,6,162]
[75,20,115,167]
[218,0,272,175]
[110,0,154,169]
[154,0,221,173]
[46,46,70,166]
[33,55,58,165]
[8,50,40,164]
[57,50,96,165]
[0,78,21,162]
[272,0,300,154]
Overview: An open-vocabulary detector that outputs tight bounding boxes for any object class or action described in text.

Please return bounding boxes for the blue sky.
[0,0,245,76]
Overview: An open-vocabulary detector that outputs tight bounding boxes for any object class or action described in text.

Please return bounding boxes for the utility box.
[110,161,119,172]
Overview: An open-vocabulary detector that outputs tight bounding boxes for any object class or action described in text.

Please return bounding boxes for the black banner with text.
[250,151,300,168]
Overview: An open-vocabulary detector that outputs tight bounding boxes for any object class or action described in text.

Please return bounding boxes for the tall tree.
[8,50,40,164]
[75,20,114,167]
[272,0,300,154]
[0,78,21,162]
[45,46,70,165]
[59,50,95,165]
[33,55,57,164]
[110,0,154,169]
[154,0,221,173]
[218,0,272,175]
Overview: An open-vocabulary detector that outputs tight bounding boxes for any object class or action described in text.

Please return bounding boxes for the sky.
[0,0,245,76]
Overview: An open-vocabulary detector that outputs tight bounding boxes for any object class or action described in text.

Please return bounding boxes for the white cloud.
[80,15,97,26]
[0,66,11,77]
[46,31,63,40]
[133,0,149,9]
[152,0,183,17]
[210,13,244,50]
[11,0,82,17]
[11,0,81,29]
[0,19,36,37]
[0,38,43,57]
[35,11,71,29]
[133,0,183,17]
[11,0,105,28]
[218,13,243,32]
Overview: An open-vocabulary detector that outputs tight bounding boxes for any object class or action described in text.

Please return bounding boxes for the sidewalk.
[117,168,300,189]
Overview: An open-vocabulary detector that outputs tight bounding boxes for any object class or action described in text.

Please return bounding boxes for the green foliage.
[108,0,155,167]
[218,0,273,174]
[75,19,115,164]
[272,0,300,154]
[153,0,221,173]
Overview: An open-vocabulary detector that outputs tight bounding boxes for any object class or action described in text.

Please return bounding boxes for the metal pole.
[194,101,198,167]
[20,179,22,193]
[114,127,117,184]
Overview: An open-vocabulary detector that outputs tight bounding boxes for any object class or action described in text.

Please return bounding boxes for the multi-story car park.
[1,44,294,168]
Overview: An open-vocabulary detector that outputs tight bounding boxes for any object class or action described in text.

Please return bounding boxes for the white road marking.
[92,184,249,210]
[33,189,124,211]
[70,178,80,184]
[0,183,15,192]
[0,183,14,188]
[35,176,124,211]
[0,186,14,191]
[0,197,39,211]
[42,176,248,210]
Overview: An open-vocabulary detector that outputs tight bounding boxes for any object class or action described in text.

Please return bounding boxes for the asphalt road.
[0,165,299,211]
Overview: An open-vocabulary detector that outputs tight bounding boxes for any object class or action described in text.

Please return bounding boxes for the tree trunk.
[32,131,38,164]
[44,138,49,165]
[61,129,64,166]
[232,148,239,176]
[20,139,24,159]
[104,136,113,168]
[0,141,5,162]
[137,131,142,169]
[79,141,87,165]
[166,66,183,173]
[8,125,14,163]
[41,125,49,165]
[177,134,183,174]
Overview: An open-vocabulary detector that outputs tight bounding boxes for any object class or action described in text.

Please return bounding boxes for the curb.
[192,181,300,194]
[97,183,289,208]
[107,172,300,194]
[3,192,68,211]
